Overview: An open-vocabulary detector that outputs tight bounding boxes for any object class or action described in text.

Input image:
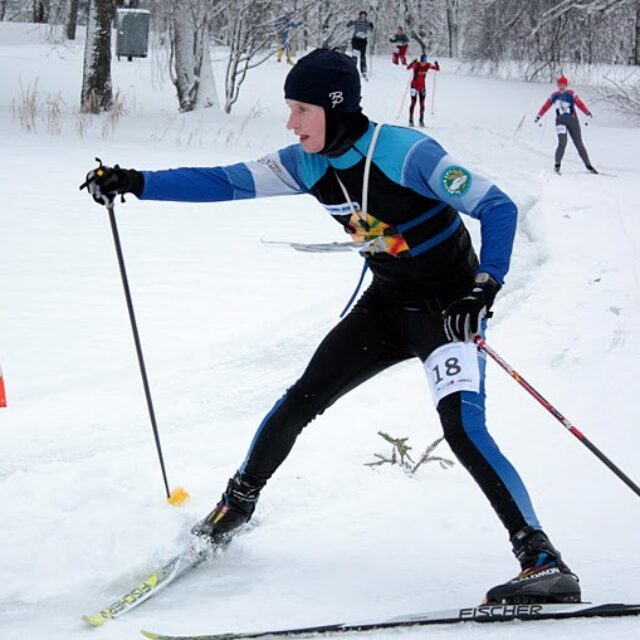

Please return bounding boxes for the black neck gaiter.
[320,110,370,158]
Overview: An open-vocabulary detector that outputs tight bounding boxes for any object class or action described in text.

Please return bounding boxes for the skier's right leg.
[194,289,411,542]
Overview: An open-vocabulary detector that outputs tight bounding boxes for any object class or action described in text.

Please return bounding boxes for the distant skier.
[407,54,439,127]
[275,12,301,65]
[83,48,581,608]
[389,26,409,65]
[347,10,374,78]
[535,75,597,175]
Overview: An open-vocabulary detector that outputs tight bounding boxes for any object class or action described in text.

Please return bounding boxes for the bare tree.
[445,0,459,57]
[66,0,79,39]
[33,0,48,22]
[599,72,640,118]
[80,0,114,113]
[169,0,222,112]
[220,0,315,113]
[635,0,640,65]
[465,0,637,79]
[221,0,274,113]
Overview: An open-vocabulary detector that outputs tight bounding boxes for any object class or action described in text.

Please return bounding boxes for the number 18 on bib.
[424,342,482,405]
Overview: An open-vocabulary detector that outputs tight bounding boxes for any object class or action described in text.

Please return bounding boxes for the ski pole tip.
[167,486,190,507]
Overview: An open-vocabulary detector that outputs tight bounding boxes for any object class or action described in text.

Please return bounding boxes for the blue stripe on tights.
[239,394,286,475]
[459,342,541,529]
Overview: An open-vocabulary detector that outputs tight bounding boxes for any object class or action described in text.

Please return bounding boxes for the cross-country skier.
[82,48,581,606]
[275,12,301,65]
[535,75,597,175]
[347,10,374,79]
[389,26,409,66]
[407,54,439,127]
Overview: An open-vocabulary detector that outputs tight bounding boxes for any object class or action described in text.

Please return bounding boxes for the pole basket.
[167,486,190,506]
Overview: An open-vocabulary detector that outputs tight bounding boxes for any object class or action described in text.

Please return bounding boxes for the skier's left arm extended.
[402,137,517,285]
[140,146,309,202]
[80,147,312,207]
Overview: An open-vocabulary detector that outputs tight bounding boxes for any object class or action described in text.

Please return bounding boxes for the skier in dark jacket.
[82,48,581,606]
[389,26,409,65]
[535,75,597,175]
[347,10,374,78]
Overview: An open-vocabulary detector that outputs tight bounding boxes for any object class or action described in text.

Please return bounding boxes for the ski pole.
[396,76,411,120]
[513,113,526,138]
[106,200,189,507]
[474,336,640,499]
[430,71,437,115]
[0,363,6,407]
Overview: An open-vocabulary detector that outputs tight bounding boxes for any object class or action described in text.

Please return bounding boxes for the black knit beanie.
[284,48,369,156]
[284,48,361,113]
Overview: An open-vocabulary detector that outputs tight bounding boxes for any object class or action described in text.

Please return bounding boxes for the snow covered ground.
[1,21,640,640]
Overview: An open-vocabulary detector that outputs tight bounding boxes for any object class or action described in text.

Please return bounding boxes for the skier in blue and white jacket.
[82,48,580,605]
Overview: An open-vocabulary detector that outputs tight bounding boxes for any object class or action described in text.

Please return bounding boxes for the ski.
[140,601,640,639]
[83,543,210,627]
[262,239,366,253]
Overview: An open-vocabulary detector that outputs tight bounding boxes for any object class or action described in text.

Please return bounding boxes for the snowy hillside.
[1,21,639,640]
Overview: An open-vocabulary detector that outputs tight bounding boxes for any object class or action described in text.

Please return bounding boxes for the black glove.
[80,159,143,206]
[443,273,500,342]
[534,115,541,125]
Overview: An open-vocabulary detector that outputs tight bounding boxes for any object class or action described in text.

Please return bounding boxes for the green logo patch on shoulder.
[441,166,471,196]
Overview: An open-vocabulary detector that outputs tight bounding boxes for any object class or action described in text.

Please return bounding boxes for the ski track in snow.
[1,22,640,640]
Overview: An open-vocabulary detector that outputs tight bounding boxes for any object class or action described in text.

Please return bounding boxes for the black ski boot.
[409,118,415,128]
[192,472,262,544]
[586,165,598,174]
[554,163,561,175]
[484,527,581,604]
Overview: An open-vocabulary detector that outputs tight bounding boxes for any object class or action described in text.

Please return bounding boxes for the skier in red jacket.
[407,54,440,127]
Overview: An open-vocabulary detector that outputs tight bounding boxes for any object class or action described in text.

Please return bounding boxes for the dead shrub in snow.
[46,93,65,135]
[101,90,127,139]
[12,78,40,132]
[598,73,640,122]
[365,431,455,475]
[75,110,92,138]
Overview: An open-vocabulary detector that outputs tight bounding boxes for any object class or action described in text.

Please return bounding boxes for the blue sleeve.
[403,137,517,285]
[139,147,309,202]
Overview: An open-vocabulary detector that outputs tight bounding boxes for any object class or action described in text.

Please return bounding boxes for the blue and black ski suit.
[139,121,541,537]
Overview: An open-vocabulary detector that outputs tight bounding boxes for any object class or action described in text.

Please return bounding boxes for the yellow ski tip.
[82,612,106,627]
[167,486,190,507]
[141,631,160,639]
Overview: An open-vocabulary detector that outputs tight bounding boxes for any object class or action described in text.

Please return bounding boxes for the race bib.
[424,342,481,405]
[556,124,567,135]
